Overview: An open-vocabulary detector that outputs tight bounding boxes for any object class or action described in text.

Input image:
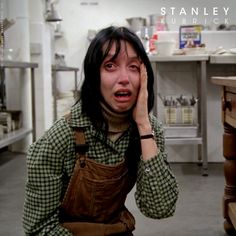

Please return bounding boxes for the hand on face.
[132,63,149,126]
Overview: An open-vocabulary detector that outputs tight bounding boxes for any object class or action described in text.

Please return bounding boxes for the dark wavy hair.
[80,26,155,178]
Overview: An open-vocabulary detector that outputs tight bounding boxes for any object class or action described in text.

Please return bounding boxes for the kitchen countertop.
[149,54,236,64]
[211,76,236,87]
[209,54,236,64]
[149,54,209,62]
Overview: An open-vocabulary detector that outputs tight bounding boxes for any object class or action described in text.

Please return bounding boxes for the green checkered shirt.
[23,102,178,235]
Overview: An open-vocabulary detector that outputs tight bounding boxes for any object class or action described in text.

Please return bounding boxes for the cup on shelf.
[164,106,177,124]
[181,106,194,124]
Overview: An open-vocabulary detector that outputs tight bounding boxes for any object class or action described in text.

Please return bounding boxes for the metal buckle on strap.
[79,156,86,168]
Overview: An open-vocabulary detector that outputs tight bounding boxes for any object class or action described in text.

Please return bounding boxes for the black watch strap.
[140,131,154,140]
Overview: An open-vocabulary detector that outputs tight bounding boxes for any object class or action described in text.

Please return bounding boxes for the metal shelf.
[0,128,32,149]
[52,64,79,72]
[54,32,64,38]
[210,54,236,64]
[165,137,202,145]
[149,54,209,62]
[0,60,38,145]
[51,65,79,121]
[150,54,208,175]
[0,60,38,68]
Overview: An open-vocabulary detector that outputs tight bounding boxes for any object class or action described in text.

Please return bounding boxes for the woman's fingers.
[140,64,147,90]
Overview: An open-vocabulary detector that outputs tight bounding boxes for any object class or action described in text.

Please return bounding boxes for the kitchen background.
[1,0,236,163]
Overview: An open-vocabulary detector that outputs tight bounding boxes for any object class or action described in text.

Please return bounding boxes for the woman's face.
[100,40,141,113]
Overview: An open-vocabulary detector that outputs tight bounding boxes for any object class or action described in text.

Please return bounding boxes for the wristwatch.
[140,130,155,140]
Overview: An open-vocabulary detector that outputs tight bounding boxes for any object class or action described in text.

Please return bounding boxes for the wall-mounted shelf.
[0,60,38,147]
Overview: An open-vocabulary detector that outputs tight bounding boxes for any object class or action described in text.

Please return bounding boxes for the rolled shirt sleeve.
[135,115,179,219]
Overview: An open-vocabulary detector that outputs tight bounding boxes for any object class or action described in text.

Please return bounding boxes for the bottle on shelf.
[149,32,158,55]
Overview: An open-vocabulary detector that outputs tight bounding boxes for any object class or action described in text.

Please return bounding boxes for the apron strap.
[74,128,89,168]
[74,128,89,155]
[64,113,88,166]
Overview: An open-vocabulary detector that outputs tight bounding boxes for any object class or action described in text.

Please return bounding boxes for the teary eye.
[129,64,140,71]
[104,62,116,71]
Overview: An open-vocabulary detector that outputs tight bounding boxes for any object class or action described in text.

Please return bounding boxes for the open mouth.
[114,91,131,97]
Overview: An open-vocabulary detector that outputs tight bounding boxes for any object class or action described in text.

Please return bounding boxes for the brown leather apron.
[59,128,136,235]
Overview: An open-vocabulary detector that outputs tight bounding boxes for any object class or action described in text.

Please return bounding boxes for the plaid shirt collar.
[68,101,133,144]
[69,101,92,128]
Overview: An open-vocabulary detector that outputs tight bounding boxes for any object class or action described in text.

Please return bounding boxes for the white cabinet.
[0,60,38,148]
